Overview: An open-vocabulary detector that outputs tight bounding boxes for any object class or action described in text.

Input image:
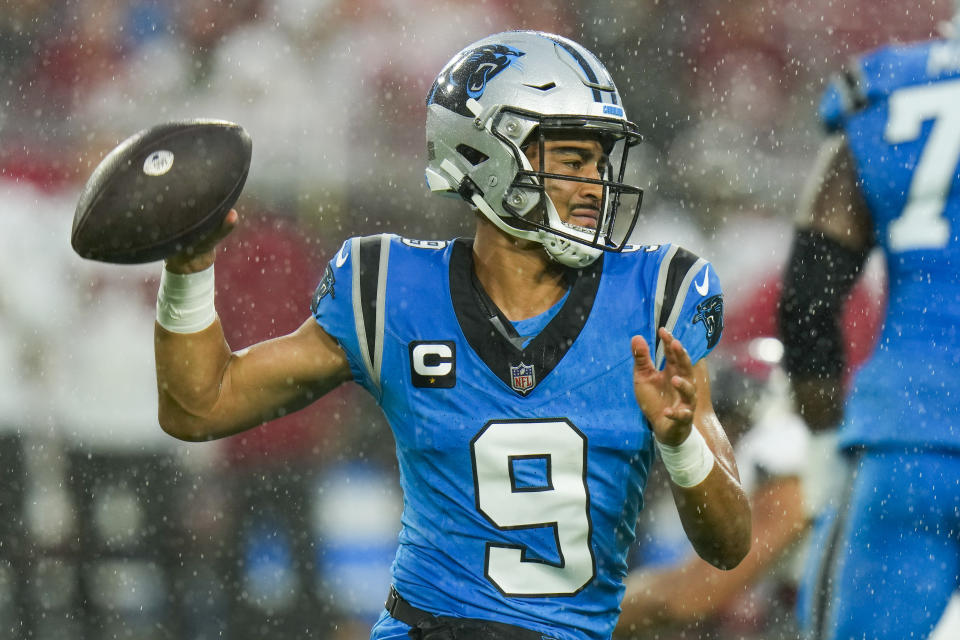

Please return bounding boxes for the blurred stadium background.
[0,0,949,638]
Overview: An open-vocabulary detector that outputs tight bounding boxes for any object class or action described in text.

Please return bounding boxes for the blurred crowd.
[0,0,951,638]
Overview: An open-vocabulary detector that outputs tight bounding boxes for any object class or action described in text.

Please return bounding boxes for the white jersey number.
[471,419,595,596]
[884,79,960,251]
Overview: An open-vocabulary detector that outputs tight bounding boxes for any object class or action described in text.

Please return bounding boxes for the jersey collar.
[449,238,603,396]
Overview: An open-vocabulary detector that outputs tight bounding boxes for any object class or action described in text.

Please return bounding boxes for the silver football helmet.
[425,30,644,267]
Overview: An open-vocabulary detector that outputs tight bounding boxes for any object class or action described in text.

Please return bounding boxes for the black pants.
[385,586,557,640]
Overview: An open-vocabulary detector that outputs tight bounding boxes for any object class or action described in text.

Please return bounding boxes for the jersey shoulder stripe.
[351,234,392,392]
[653,245,707,367]
[820,57,869,133]
[313,234,445,396]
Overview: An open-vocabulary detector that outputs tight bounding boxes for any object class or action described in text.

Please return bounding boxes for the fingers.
[658,327,693,376]
[634,332,698,434]
[636,329,694,378]
[671,374,696,402]
[656,329,697,423]
[221,208,239,235]
[192,209,239,254]
[631,335,656,376]
[165,209,239,273]
[661,374,696,424]
[662,404,694,423]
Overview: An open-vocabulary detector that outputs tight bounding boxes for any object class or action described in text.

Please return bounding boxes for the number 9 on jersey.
[471,419,596,596]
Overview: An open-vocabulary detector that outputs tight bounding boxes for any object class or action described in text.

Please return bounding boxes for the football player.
[779,12,960,640]
[155,30,750,639]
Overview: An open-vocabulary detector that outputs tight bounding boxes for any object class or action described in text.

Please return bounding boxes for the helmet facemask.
[496,112,644,267]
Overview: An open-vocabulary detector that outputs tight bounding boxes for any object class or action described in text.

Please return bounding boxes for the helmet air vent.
[456,144,489,166]
[522,81,557,91]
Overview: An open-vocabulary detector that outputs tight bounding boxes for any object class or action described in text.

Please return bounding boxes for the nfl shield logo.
[510,362,536,395]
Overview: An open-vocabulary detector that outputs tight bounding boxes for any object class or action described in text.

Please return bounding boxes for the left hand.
[631,328,698,446]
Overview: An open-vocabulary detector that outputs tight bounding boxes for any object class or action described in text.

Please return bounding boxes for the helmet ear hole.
[456,144,489,166]
[504,179,542,217]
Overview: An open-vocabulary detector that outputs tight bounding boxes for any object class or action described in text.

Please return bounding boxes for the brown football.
[71,119,252,264]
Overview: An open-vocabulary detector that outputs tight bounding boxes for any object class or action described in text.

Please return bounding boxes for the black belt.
[385,586,557,640]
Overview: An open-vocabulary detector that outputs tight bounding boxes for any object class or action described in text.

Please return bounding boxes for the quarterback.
[154,30,750,639]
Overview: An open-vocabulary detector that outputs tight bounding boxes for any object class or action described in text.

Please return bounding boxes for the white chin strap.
[539,231,602,268]
[470,192,602,268]
[538,198,603,268]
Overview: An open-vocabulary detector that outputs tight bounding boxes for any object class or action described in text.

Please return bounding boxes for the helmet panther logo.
[427,44,525,117]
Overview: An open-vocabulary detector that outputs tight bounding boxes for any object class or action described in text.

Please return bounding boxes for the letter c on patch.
[412,343,453,376]
[409,341,456,388]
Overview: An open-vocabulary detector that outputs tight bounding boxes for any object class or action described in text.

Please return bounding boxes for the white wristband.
[156,264,217,333]
[800,431,844,518]
[655,427,715,488]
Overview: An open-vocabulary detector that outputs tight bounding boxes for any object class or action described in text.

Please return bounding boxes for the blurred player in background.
[153,30,750,639]
[779,7,960,638]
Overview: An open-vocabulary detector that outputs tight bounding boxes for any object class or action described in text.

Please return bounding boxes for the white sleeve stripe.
[350,237,377,391]
[655,256,707,369]
[372,234,391,387]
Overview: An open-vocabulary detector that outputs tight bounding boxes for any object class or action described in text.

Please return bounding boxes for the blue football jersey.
[820,39,960,452]
[311,235,723,639]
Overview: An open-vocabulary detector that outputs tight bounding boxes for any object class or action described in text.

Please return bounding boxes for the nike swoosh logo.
[694,266,710,296]
[335,243,349,268]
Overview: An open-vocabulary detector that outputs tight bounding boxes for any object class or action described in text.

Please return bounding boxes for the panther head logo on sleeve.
[692,294,724,349]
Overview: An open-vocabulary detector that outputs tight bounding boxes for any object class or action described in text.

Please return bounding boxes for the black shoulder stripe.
[351,235,390,391]
[657,246,699,331]
[654,246,705,365]
[357,236,381,362]
[839,57,868,113]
